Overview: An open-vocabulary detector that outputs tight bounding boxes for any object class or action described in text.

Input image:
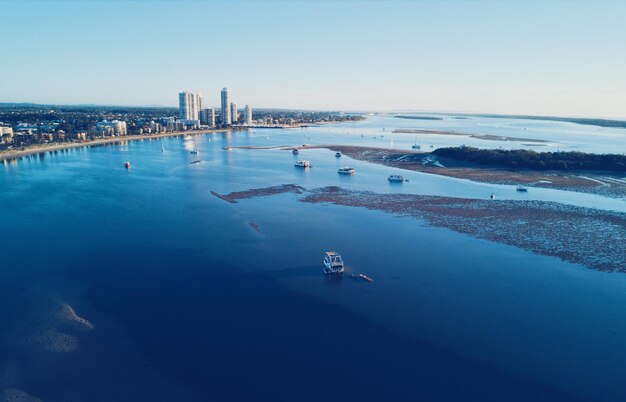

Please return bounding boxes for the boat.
[292,148,299,155]
[123,162,131,169]
[161,143,165,152]
[359,274,374,283]
[190,149,199,154]
[294,160,311,168]
[335,152,342,158]
[388,175,404,182]
[490,193,496,199]
[323,251,344,275]
[516,186,528,192]
[338,167,356,175]
[412,137,421,149]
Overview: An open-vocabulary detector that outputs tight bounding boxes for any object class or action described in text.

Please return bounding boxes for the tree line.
[432,147,626,172]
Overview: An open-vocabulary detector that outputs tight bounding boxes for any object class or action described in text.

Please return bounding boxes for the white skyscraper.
[200,108,216,127]
[244,105,252,125]
[179,91,203,120]
[231,102,238,124]
[220,87,231,126]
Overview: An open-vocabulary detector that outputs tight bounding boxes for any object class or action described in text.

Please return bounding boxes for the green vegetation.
[433,147,626,172]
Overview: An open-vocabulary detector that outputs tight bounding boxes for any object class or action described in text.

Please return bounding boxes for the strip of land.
[212,185,626,273]
[300,145,626,198]
[392,128,549,143]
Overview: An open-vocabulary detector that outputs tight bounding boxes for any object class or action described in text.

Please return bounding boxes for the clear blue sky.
[1,0,625,118]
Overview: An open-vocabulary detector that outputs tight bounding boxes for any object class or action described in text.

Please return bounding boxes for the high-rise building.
[244,105,252,125]
[231,102,238,124]
[179,91,203,120]
[220,87,231,126]
[95,120,127,136]
[200,108,216,128]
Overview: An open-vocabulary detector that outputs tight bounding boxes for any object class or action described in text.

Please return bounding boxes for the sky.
[1,0,625,118]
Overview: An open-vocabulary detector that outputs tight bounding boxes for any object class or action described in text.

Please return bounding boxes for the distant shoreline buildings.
[179,87,254,128]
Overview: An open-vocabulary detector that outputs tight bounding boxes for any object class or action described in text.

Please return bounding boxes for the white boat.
[190,149,199,154]
[294,160,311,168]
[516,186,528,192]
[323,252,344,275]
[388,175,404,182]
[338,167,356,175]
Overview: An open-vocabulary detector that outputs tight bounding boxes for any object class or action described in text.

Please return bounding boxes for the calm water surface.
[1,116,625,401]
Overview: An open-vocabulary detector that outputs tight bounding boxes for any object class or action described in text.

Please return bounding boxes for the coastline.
[0,119,360,162]
[300,145,626,198]
[0,129,230,162]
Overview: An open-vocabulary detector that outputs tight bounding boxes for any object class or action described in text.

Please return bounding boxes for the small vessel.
[335,152,342,158]
[190,149,199,154]
[292,148,299,155]
[388,175,404,183]
[294,160,311,168]
[490,193,496,199]
[338,167,356,175]
[516,186,528,192]
[323,252,344,275]
[123,162,131,169]
[359,274,374,283]
[412,137,421,149]
[161,143,165,152]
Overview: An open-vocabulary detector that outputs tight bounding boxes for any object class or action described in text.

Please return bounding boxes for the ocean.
[1,114,625,401]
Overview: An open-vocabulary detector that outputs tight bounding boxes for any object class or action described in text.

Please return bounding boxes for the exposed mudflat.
[213,185,626,273]
[211,184,305,204]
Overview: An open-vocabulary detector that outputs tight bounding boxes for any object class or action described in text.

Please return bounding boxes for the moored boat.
[292,148,299,155]
[516,186,528,192]
[190,149,199,154]
[359,274,373,282]
[323,251,344,275]
[294,160,311,168]
[338,167,356,175]
[123,162,131,169]
[388,175,404,182]
[335,152,342,158]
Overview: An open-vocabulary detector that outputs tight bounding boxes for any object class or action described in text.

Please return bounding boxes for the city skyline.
[1,1,625,118]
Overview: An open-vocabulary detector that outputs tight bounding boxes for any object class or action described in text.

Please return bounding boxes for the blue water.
[1,116,625,401]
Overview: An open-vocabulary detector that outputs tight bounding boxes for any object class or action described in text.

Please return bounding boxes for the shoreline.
[0,129,230,162]
[0,119,360,162]
[300,145,626,198]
